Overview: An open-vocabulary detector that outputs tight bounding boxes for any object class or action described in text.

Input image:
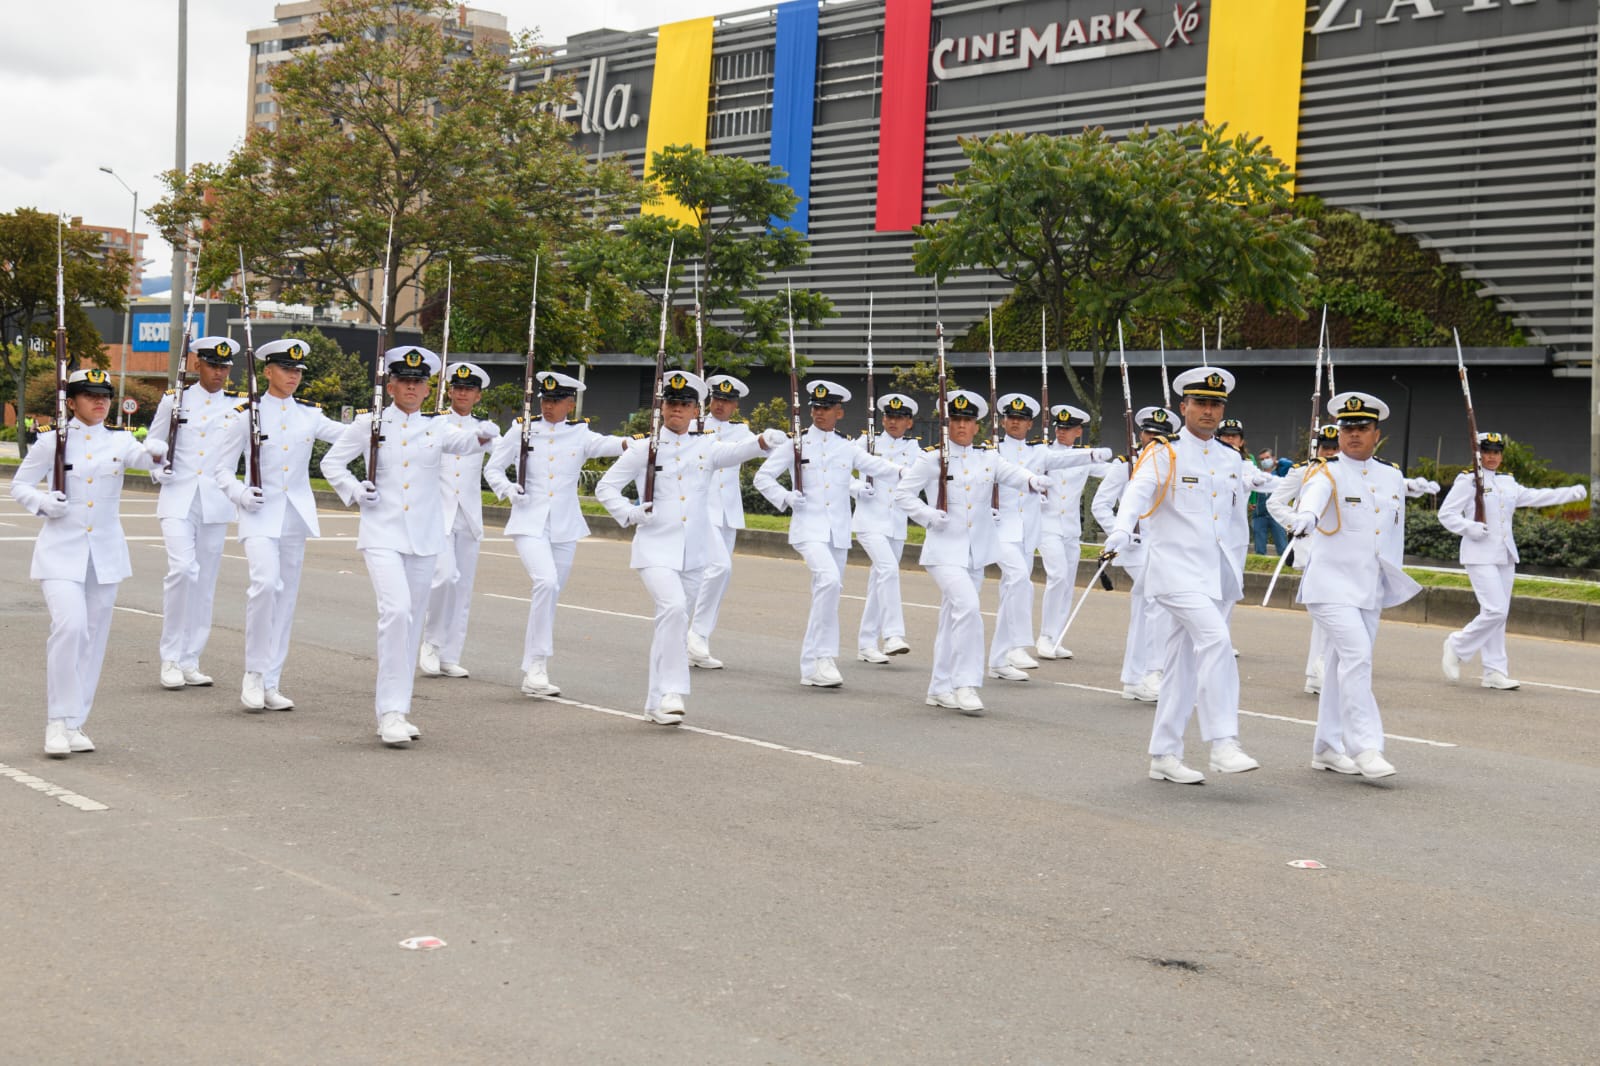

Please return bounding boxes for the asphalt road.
[1,495,1597,1064]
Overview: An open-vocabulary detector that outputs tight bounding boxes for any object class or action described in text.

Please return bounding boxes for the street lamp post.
[99,166,138,427]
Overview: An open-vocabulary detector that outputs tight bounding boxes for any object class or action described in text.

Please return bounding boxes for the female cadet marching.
[850,392,922,664]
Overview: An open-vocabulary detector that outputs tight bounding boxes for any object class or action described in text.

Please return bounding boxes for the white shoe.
[1148,755,1204,784]
[1209,740,1260,774]
[378,713,412,747]
[263,689,295,711]
[1354,749,1396,778]
[241,672,266,711]
[159,661,185,690]
[1006,648,1040,670]
[1481,671,1520,690]
[647,704,685,726]
[1231,647,1240,658]
[182,667,213,687]
[418,642,441,677]
[44,720,71,757]
[67,728,95,753]
[987,665,1030,681]
[953,687,985,716]
[882,636,911,656]
[375,719,421,740]
[1034,637,1063,660]
[1120,680,1158,702]
[925,691,959,709]
[689,651,724,670]
[857,647,890,664]
[802,662,844,688]
[1311,750,1360,775]
[686,631,723,669]
[1442,635,1462,682]
[521,661,561,697]
[438,662,469,678]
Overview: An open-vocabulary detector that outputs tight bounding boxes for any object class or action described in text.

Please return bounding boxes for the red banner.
[875,0,932,232]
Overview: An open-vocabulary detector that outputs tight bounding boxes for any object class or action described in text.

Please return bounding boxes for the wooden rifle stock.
[934,286,949,514]
[237,248,263,490]
[643,242,674,507]
[52,218,69,493]
[369,213,395,484]
[786,283,803,494]
[1453,328,1486,523]
[517,256,540,490]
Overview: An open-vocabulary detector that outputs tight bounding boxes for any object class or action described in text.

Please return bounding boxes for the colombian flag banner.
[643,17,716,223]
[1203,0,1305,190]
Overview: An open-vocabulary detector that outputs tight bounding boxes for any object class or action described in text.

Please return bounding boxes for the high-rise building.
[73,217,147,299]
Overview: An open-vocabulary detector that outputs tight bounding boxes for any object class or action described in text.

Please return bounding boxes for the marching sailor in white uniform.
[1091,406,1176,702]
[1266,424,1343,694]
[595,371,784,723]
[1288,392,1436,778]
[754,379,898,688]
[1103,368,1260,784]
[987,394,1108,681]
[851,393,921,663]
[11,368,166,755]
[686,373,757,670]
[483,372,626,699]
[213,338,348,711]
[894,390,1054,715]
[419,362,499,680]
[321,345,496,747]
[1036,404,1110,660]
[147,335,241,690]
[1438,431,1587,690]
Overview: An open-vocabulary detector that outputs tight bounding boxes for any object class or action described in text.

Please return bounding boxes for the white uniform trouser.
[512,535,577,672]
[1305,603,1384,755]
[639,565,705,711]
[241,507,311,692]
[1120,566,1172,685]
[159,495,227,668]
[794,540,847,678]
[988,540,1034,668]
[1448,562,1514,676]
[1305,620,1328,679]
[926,564,985,696]
[1037,532,1079,644]
[362,548,435,719]
[41,557,118,729]
[855,532,906,650]
[424,525,482,666]
[1148,592,1240,758]
[688,525,737,641]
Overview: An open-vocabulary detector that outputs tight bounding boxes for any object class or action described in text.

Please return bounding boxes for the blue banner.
[133,311,205,352]
[770,0,819,235]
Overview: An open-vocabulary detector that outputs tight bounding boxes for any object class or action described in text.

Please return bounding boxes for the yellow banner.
[642,17,715,223]
[1203,0,1305,192]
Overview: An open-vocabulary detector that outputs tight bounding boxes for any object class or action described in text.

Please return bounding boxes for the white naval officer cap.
[384,345,440,380]
[1172,365,1234,399]
[945,390,988,421]
[1134,406,1177,433]
[444,362,490,390]
[535,371,585,397]
[997,393,1040,419]
[661,370,708,403]
[1330,391,1389,423]
[878,393,918,416]
[257,338,310,368]
[804,379,851,406]
[705,374,749,399]
[1049,404,1089,428]
[190,335,236,366]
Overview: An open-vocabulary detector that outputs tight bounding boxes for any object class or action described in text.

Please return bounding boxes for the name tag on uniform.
[1344,496,1362,503]
[1182,476,1199,484]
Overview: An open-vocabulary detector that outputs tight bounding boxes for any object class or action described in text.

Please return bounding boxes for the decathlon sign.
[132,312,205,352]
[931,3,1202,81]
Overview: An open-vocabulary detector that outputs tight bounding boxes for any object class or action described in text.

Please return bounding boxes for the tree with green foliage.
[574,145,833,374]
[151,0,633,361]
[913,123,1318,434]
[0,208,133,456]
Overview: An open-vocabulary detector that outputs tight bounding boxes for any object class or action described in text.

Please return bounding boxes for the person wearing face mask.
[11,368,167,756]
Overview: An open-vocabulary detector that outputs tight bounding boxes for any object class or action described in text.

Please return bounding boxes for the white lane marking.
[0,762,111,811]
[842,593,996,619]
[1521,680,1600,696]
[1050,681,1458,748]
[537,695,861,766]
[113,605,163,618]
[484,592,652,622]
[0,535,168,542]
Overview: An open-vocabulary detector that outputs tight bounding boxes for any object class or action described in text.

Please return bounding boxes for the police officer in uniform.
[483,372,626,700]
[851,393,921,663]
[894,390,1054,715]
[1438,431,1587,689]
[321,345,496,747]
[1036,404,1110,660]
[1267,424,1343,694]
[686,373,757,670]
[596,371,785,723]
[11,368,167,755]
[1289,392,1435,778]
[147,335,241,690]
[214,338,348,711]
[419,362,499,680]
[754,380,898,688]
[1104,368,1260,784]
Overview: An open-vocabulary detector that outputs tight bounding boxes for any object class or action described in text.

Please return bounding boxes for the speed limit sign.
[121,397,139,415]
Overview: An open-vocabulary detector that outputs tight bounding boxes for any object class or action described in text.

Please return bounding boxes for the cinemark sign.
[931,4,1201,81]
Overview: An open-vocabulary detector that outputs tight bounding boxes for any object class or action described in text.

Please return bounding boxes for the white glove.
[1289,511,1317,537]
[506,484,529,503]
[1406,477,1440,495]
[1465,521,1490,541]
[760,428,788,449]
[1571,484,1590,502]
[476,428,498,447]
[239,486,265,514]
[38,490,69,519]
[1102,529,1131,557]
[144,438,168,463]
[626,504,656,528]
[1027,474,1051,494]
[357,480,380,506]
[925,510,950,531]
[787,490,806,511]
[1090,447,1113,463]
[151,466,176,485]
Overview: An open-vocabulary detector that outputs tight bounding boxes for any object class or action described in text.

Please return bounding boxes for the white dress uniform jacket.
[1091,457,1146,570]
[215,394,347,537]
[437,409,498,539]
[994,438,1097,548]
[596,429,766,570]
[1438,470,1585,565]
[1293,456,1422,610]
[484,418,624,539]
[11,421,156,582]
[321,408,487,555]
[147,384,242,523]
[894,443,1037,568]
[754,427,897,548]
[849,432,921,541]
[704,414,754,530]
[1042,445,1108,540]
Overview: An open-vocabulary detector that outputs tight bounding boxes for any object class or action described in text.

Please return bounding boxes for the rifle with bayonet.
[163,234,201,475]
[237,248,262,490]
[692,263,705,433]
[988,304,1000,510]
[1040,308,1049,413]
[517,255,541,491]
[785,282,804,495]
[642,242,674,508]
[368,213,395,483]
[934,282,949,514]
[436,261,454,414]
[1310,304,1328,439]
[1116,321,1138,457]
[1158,328,1171,410]
[1454,327,1486,523]
[52,218,69,493]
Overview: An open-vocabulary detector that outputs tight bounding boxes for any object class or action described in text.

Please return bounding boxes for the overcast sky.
[1,0,724,281]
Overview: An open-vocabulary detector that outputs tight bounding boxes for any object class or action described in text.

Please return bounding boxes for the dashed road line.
[0,762,111,811]
[536,695,861,766]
